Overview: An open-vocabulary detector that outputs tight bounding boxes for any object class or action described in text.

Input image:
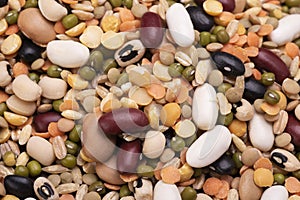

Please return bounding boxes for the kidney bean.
[211,51,245,77]
[140,12,164,48]
[4,175,35,199]
[285,113,300,147]
[117,139,142,173]
[243,78,267,103]
[218,0,235,12]
[98,108,149,135]
[211,154,235,175]
[186,6,214,32]
[33,111,61,132]
[250,48,290,84]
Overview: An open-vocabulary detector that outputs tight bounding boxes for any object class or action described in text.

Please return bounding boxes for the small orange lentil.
[228,119,247,137]
[118,8,135,22]
[48,122,64,137]
[203,177,223,196]
[285,42,299,59]
[119,20,140,32]
[257,24,273,36]
[54,21,66,34]
[59,100,80,111]
[146,83,166,99]
[231,46,249,63]
[32,131,51,138]
[234,13,245,19]
[41,60,52,71]
[154,162,163,181]
[215,180,230,199]
[221,43,235,54]
[229,34,240,44]
[18,0,26,7]
[85,18,99,26]
[0,91,9,103]
[285,177,300,193]
[104,183,121,191]
[245,46,259,57]
[234,35,248,47]
[252,68,262,80]
[160,166,181,184]
[151,52,160,63]
[59,194,75,200]
[247,32,260,47]
[258,10,268,17]
[61,0,78,4]
[268,0,280,4]
[253,157,273,170]
[5,24,19,35]
[12,62,29,77]
[214,12,235,26]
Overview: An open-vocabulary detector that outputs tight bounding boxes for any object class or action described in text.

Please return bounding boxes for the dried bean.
[33,111,61,132]
[4,175,35,199]
[186,6,214,32]
[285,113,300,147]
[140,12,163,48]
[117,139,141,173]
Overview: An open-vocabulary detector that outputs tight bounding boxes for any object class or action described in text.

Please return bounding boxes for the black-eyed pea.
[33,177,59,200]
[270,148,300,172]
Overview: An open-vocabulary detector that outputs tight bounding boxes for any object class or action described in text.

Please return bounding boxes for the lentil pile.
[1,0,300,199]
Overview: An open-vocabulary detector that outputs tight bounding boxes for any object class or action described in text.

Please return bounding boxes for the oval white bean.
[261,185,288,200]
[153,180,181,200]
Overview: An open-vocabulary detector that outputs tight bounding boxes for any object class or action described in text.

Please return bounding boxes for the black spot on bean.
[118,44,139,62]
[271,152,288,169]
[210,154,236,175]
[37,182,54,199]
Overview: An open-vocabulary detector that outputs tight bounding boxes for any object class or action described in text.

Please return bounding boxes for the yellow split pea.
[160,103,181,127]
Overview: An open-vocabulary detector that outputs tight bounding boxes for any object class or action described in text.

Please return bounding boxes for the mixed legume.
[1,0,300,199]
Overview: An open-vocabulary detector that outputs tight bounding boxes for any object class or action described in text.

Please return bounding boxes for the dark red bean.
[117,139,141,173]
[250,48,290,84]
[186,6,214,32]
[98,108,149,135]
[33,112,61,132]
[285,113,300,147]
[140,12,164,48]
[218,0,235,12]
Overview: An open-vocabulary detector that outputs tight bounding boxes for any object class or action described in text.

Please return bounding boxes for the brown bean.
[98,108,149,135]
[285,113,300,147]
[140,12,163,48]
[250,48,290,83]
[117,139,141,173]
[33,112,61,132]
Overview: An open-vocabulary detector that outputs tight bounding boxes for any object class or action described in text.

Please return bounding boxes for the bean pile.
[1,0,300,199]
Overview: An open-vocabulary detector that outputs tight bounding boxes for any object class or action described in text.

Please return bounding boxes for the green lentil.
[14,165,29,177]
[24,0,38,8]
[65,140,80,155]
[108,0,122,7]
[264,90,281,105]
[182,66,195,82]
[122,0,133,8]
[293,170,300,179]
[181,186,197,200]
[88,181,106,195]
[261,72,275,86]
[184,133,197,146]
[119,185,131,197]
[62,14,79,29]
[69,125,81,143]
[79,66,96,81]
[193,168,202,177]
[102,59,117,73]
[89,51,104,71]
[282,5,289,13]
[61,154,77,169]
[116,72,129,86]
[5,10,18,25]
[294,38,300,48]
[285,0,300,7]
[218,112,234,126]
[27,160,42,177]
[3,151,16,167]
[170,136,185,152]
[217,83,232,93]
[212,25,226,35]
[216,30,230,44]
[52,99,63,112]
[47,65,62,78]
[232,152,243,168]
[210,34,218,43]
[273,173,285,185]
[168,63,184,77]
[0,103,8,116]
[137,164,154,178]
[28,72,40,83]
[200,31,211,46]
[146,158,160,168]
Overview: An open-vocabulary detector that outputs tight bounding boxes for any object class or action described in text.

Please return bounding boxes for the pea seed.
[88,181,106,195]
[24,0,38,8]
[168,63,184,77]
[146,158,160,168]
[3,151,16,167]
[5,10,18,25]
[232,152,243,168]
[52,99,63,112]
[27,160,42,177]
[264,89,281,105]
[273,173,285,184]
[15,165,29,177]
[65,140,79,155]
[47,65,62,78]
[119,184,131,197]
[89,51,104,71]
[217,83,232,93]
[0,103,8,116]
[137,164,154,178]
[182,66,195,82]
[216,30,230,44]
[282,5,289,13]
[69,125,81,143]
[108,0,122,7]
[62,14,79,29]
[212,25,225,35]
[184,133,197,146]
[181,186,197,200]
[79,66,96,81]
[210,34,218,43]
[294,38,300,48]
[286,0,300,7]
[61,154,77,168]
[171,136,185,152]
[200,31,211,46]
[194,168,202,177]
[103,59,117,74]
[218,112,234,126]
[293,170,300,179]
[261,72,275,86]
[122,0,133,8]
[116,72,129,86]
[28,72,40,83]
